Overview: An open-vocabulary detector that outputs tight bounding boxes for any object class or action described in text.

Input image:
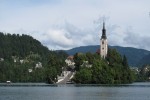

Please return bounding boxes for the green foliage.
[45,67,57,84]
[136,65,150,82]
[86,52,94,64]
[73,68,92,84]
[74,53,87,71]
[0,32,67,83]
[122,55,128,68]
[92,59,113,84]
[73,48,135,84]
[107,48,122,65]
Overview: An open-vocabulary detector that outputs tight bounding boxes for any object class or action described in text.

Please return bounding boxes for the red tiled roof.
[67,56,74,60]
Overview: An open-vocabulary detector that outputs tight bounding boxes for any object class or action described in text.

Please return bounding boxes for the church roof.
[101,22,107,39]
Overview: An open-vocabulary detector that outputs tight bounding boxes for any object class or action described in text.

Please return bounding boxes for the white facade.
[20,60,24,64]
[81,61,92,68]
[28,69,33,73]
[100,39,108,58]
[35,62,42,68]
[65,59,75,66]
[0,58,4,61]
[65,59,75,69]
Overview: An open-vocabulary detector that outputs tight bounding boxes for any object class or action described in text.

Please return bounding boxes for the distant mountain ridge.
[64,45,150,67]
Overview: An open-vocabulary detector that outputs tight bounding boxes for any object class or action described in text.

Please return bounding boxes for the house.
[0,58,4,61]
[130,67,140,74]
[81,61,92,68]
[65,56,75,69]
[20,60,24,64]
[35,62,42,68]
[28,69,33,73]
[142,65,150,73]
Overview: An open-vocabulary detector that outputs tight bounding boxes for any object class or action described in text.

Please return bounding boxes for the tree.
[74,53,87,71]
[46,67,57,84]
[106,48,122,66]
[73,48,135,84]
[122,55,128,68]
[73,67,92,84]
[86,52,94,64]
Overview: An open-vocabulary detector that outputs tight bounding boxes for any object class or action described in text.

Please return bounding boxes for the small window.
[102,41,104,44]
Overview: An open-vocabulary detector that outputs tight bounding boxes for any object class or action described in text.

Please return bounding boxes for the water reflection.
[0,82,150,100]
[1,82,150,87]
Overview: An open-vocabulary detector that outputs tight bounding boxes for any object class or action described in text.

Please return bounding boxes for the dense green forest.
[72,48,135,84]
[0,32,67,83]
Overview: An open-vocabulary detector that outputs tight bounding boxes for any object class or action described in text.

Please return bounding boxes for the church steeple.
[100,21,108,59]
[101,22,107,39]
[103,21,105,29]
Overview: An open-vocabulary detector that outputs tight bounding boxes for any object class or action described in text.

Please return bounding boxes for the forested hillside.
[0,32,67,83]
[0,32,49,59]
[138,54,150,66]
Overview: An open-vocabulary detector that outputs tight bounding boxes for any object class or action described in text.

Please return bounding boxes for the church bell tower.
[100,22,108,59]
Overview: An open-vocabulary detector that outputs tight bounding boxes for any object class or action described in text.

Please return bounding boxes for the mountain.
[64,45,150,67]
[138,54,150,66]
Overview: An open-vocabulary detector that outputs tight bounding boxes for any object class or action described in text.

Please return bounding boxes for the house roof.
[67,56,74,60]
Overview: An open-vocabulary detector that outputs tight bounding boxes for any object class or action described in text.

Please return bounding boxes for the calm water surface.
[0,82,150,100]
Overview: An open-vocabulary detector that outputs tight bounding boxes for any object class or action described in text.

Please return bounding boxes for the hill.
[138,54,150,66]
[64,45,150,67]
[0,32,50,59]
[0,32,67,83]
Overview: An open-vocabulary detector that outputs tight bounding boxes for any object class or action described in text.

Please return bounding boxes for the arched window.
[102,41,104,44]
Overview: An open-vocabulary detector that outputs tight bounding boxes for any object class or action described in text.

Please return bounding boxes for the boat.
[6,81,11,84]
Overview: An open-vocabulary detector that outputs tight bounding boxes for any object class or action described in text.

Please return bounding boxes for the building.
[28,69,33,73]
[100,22,108,59]
[65,56,75,69]
[35,62,42,69]
[81,61,92,68]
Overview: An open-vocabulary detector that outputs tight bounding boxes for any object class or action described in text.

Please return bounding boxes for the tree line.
[72,48,136,84]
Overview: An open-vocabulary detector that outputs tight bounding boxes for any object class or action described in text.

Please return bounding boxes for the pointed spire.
[101,21,107,39]
[103,21,105,30]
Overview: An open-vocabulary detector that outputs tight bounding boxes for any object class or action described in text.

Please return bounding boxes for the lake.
[0,82,150,100]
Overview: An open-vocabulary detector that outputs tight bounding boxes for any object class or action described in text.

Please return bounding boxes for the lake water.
[0,82,150,100]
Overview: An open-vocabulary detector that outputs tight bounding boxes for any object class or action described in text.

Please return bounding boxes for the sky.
[0,0,150,50]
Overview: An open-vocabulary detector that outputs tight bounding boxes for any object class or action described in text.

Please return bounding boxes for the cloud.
[45,29,74,47]
[0,0,150,50]
[33,22,97,50]
[123,27,150,50]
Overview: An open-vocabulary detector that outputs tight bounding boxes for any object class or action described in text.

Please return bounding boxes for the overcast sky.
[0,0,150,50]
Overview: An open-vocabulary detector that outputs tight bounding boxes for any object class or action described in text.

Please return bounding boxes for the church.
[100,22,108,59]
